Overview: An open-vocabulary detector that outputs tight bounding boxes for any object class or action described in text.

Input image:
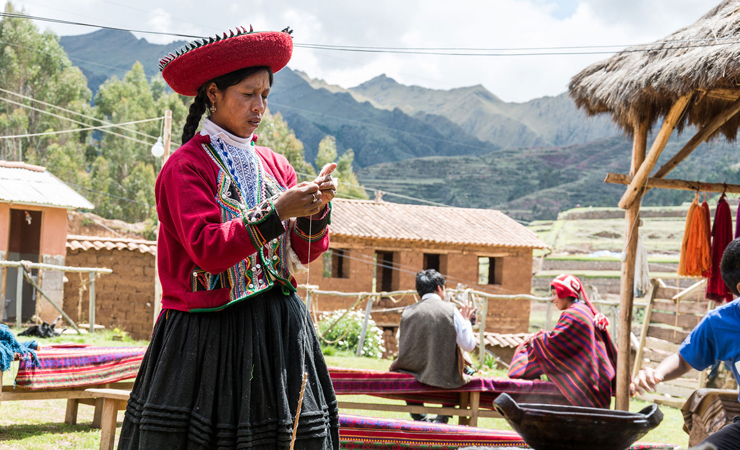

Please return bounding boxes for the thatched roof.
[569,0,740,137]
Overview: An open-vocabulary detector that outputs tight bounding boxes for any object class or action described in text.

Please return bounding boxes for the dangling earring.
[210,103,217,114]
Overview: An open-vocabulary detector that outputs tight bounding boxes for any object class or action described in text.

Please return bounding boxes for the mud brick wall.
[64,248,155,340]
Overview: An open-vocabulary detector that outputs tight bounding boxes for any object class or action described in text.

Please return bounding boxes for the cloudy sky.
[13,0,716,102]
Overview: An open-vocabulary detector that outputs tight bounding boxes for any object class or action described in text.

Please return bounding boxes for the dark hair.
[415,269,446,297]
[720,238,740,296]
[181,66,274,143]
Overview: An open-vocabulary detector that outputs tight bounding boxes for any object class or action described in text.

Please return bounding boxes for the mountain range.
[59,29,737,219]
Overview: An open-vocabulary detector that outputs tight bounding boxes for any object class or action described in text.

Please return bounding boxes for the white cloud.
[14,0,719,101]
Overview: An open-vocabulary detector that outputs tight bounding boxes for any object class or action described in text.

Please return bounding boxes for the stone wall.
[64,248,155,340]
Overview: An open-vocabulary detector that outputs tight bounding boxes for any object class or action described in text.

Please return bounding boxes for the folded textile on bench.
[330,367,567,407]
[338,414,676,450]
[15,345,146,389]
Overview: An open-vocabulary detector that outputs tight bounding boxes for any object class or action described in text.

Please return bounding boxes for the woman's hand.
[273,182,325,221]
[312,163,337,217]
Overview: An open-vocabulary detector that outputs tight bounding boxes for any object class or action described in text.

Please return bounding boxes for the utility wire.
[65,181,151,207]
[0,117,161,139]
[4,12,740,57]
[295,170,452,207]
[0,96,157,145]
[0,88,160,140]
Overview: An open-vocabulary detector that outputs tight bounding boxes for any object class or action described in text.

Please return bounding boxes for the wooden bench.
[83,388,131,450]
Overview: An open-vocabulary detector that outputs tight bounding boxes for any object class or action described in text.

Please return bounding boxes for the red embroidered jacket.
[156,133,330,312]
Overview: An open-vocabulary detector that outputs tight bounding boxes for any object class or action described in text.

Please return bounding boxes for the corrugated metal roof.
[66,235,156,255]
[0,161,94,210]
[331,199,548,249]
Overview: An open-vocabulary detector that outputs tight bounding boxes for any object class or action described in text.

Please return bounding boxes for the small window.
[478,256,503,285]
[324,249,349,278]
[376,251,395,292]
[423,253,440,272]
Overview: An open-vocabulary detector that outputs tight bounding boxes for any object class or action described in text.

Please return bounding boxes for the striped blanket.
[338,414,675,449]
[507,302,616,408]
[330,367,567,406]
[14,345,146,389]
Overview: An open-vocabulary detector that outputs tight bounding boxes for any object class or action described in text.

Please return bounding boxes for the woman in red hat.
[507,274,617,409]
[118,28,339,449]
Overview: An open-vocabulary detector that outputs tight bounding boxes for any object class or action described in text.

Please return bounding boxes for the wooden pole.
[356,253,378,357]
[15,267,22,328]
[153,110,172,328]
[618,93,692,210]
[653,96,740,179]
[89,271,96,333]
[616,119,648,411]
[605,173,740,194]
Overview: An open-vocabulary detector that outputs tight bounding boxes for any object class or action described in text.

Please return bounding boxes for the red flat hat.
[160,27,293,96]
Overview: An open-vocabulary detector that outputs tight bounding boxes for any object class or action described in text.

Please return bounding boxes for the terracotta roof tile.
[330,199,548,249]
[66,235,156,255]
[478,332,532,348]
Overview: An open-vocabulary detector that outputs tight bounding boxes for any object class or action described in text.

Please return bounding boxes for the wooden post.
[654,96,740,179]
[605,173,740,194]
[618,93,692,209]
[153,110,173,328]
[356,253,378,357]
[478,294,488,366]
[616,119,648,411]
[89,271,96,334]
[15,266,22,328]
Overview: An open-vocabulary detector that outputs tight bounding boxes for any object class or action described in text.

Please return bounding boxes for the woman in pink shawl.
[508,274,617,408]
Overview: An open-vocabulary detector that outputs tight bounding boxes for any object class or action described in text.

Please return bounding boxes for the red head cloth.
[159,27,293,96]
[551,274,609,331]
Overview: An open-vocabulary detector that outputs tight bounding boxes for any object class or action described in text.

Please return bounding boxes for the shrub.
[317,309,385,358]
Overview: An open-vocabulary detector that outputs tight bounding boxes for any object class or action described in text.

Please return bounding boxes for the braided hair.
[181,65,274,143]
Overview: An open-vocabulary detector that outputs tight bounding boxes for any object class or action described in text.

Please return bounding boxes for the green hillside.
[358,133,740,220]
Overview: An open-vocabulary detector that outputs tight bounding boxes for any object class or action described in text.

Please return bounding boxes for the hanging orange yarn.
[678,196,698,276]
[683,196,712,277]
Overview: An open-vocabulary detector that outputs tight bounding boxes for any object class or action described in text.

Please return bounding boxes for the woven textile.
[330,367,567,406]
[14,345,145,389]
[338,414,676,450]
[339,414,525,449]
[507,303,616,408]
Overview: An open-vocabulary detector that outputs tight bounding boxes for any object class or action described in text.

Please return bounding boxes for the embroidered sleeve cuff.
[242,199,285,248]
[294,203,331,242]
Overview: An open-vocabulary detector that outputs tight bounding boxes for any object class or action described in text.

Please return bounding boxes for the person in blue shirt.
[633,238,740,450]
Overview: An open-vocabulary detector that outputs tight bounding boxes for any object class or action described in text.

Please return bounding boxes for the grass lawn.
[0,334,690,449]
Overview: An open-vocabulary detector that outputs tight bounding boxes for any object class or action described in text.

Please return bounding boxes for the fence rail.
[1,260,112,333]
[299,285,650,366]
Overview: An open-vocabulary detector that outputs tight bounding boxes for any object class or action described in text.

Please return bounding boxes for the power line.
[4,11,740,57]
[295,170,453,208]
[0,88,160,140]
[65,181,151,207]
[0,117,161,139]
[0,96,157,145]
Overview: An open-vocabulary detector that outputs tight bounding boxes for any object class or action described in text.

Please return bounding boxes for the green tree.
[256,110,315,180]
[315,136,368,199]
[93,63,188,222]
[0,2,92,182]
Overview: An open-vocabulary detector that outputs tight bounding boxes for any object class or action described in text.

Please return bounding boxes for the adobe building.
[0,161,94,323]
[294,198,549,353]
[64,235,156,340]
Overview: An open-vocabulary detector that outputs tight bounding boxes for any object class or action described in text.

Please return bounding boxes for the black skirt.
[118,289,339,450]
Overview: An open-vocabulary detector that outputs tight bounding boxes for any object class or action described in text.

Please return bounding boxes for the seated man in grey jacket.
[390,269,476,423]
